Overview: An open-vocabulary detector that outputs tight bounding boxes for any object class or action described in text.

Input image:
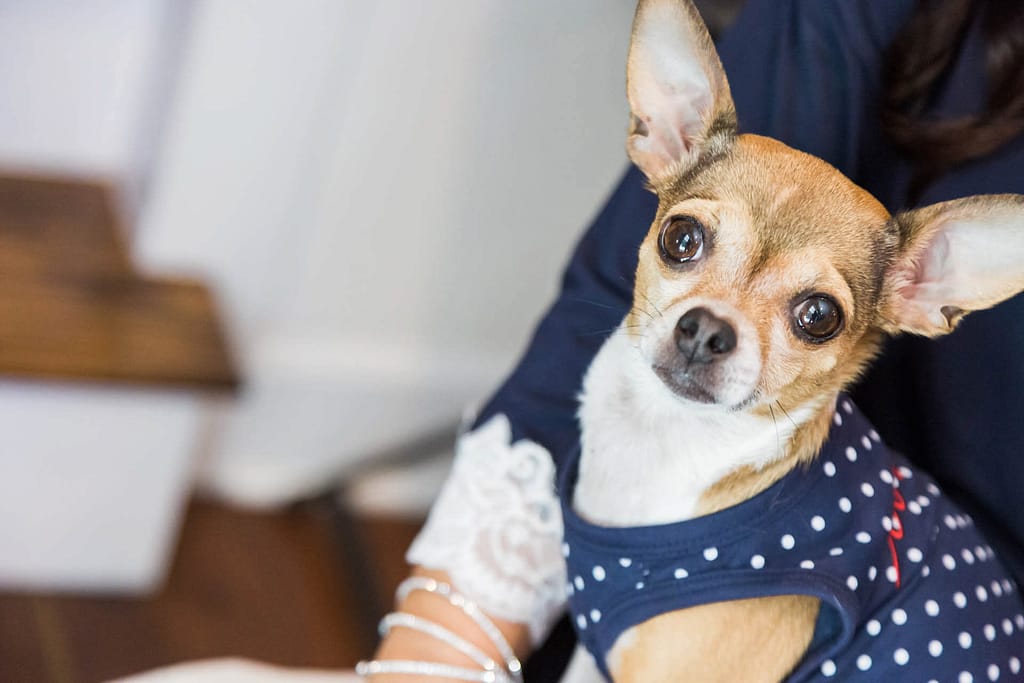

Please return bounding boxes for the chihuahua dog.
[558,1,1024,681]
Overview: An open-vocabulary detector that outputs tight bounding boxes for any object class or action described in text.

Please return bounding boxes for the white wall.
[136,0,635,505]
[0,0,186,215]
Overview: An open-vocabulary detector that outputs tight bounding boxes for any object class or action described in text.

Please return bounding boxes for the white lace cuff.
[406,414,568,646]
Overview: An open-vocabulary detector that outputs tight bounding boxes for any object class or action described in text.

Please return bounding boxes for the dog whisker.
[629,307,656,322]
[768,403,781,462]
[578,325,645,338]
[635,289,665,319]
[775,401,799,431]
[571,297,630,315]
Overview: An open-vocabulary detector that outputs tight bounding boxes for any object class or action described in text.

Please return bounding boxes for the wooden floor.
[0,500,422,683]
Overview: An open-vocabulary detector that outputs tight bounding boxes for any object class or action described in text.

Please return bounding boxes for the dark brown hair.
[882,0,1024,203]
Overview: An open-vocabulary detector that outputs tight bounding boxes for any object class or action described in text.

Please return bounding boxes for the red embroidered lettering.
[887,467,904,588]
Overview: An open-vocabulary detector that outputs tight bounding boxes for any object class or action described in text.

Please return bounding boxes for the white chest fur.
[574,330,816,527]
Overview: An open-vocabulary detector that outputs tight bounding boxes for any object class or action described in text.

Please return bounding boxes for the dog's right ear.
[626,0,736,184]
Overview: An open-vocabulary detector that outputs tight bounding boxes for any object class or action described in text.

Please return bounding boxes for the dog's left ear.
[879,194,1024,336]
[626,0,736,184]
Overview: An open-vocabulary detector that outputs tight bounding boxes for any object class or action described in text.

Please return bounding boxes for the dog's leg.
[608,595,819,683]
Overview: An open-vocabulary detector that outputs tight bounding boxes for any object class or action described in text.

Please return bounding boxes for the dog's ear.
[879,195,1024,336]
[626,0,736,183]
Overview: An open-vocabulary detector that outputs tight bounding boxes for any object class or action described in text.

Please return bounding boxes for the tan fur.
[698,402,833,516]
[633,135,893,417]
[609,595,820,683]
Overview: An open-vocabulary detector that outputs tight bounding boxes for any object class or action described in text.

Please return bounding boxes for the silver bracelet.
[355,659,501,681]
[378,611,500,674]
[396,577,523,682]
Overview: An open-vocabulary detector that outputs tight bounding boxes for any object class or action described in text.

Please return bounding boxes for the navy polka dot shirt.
[560,398,1024,681]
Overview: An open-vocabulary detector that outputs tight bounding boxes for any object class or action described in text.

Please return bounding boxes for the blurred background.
[0,1,741,680]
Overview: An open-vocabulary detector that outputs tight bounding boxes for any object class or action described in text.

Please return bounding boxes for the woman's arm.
[367,0,923,678]
[365,167,656,678]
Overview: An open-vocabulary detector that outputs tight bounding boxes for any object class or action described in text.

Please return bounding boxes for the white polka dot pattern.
[559,396,1024,680]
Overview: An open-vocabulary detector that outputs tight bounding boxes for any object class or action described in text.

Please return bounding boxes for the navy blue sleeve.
[719,0,914,183]
[471,166,656,464]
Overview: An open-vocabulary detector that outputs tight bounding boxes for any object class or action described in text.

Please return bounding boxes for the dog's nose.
[675,307,737,363]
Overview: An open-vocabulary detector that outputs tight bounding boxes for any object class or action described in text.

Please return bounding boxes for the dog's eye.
[659,216,705,264]
[793,295,843,342]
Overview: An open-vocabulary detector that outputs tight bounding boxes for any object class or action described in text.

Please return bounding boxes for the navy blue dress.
[474,0,1024,592]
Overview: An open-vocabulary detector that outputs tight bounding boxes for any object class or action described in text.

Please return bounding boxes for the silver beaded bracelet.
[379,611,500,673]
[395,577,523,681]
[356,577,524,683]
